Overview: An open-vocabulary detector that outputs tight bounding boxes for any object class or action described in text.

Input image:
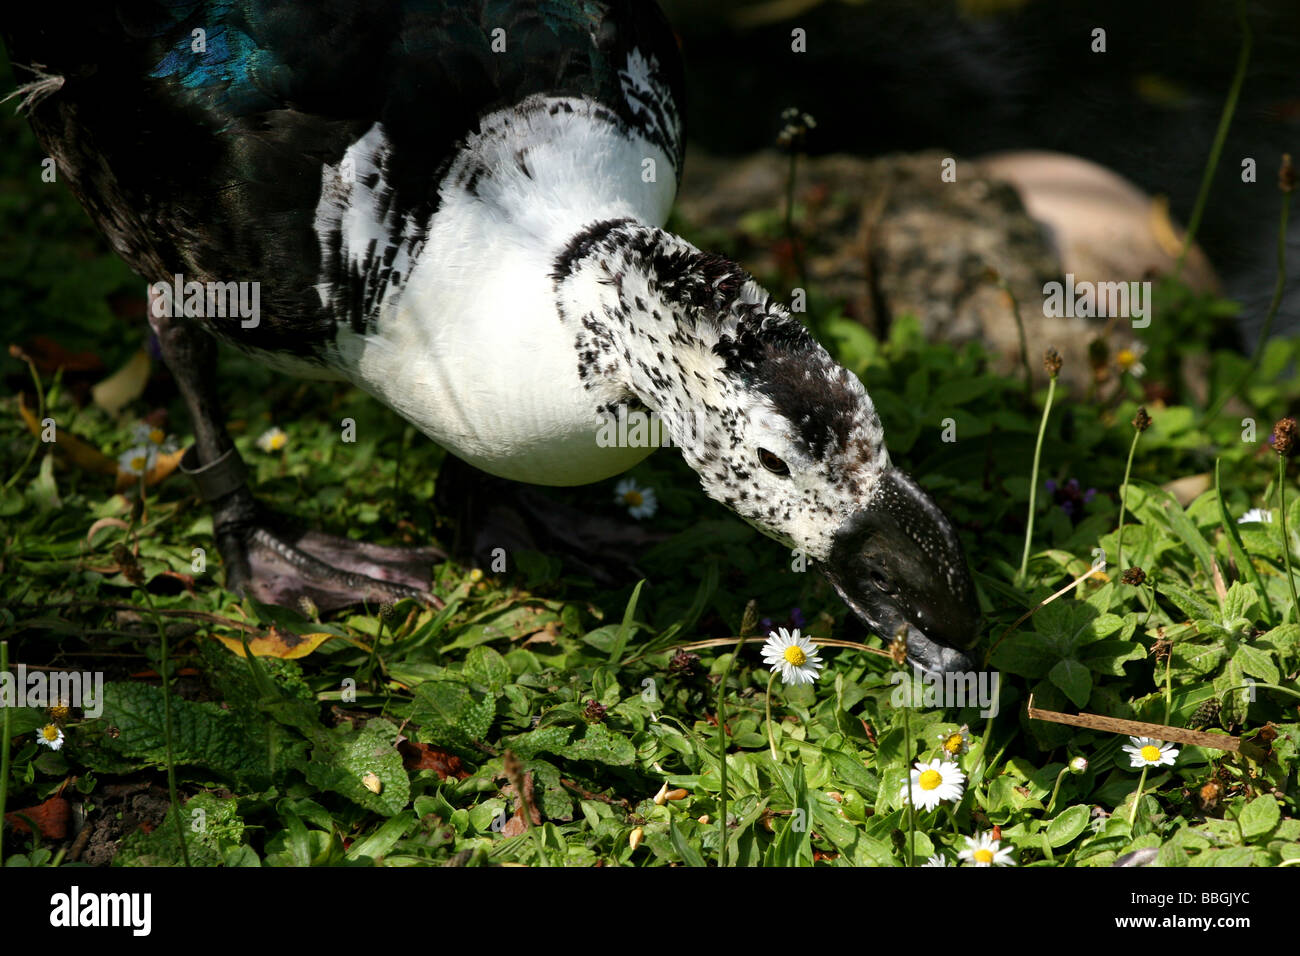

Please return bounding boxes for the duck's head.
[650,277,982,674]
[689,310,982,674]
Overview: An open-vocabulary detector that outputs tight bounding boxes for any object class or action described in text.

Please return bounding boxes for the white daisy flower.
[1115,341,1147,378]
[922,854,950,867]
[132,421,177,453]
[959,831,1016,867]
[614,477,657,519]
[256,426,289,453]
[901,758,966,812]
[938,725,971,758]
[1122,736,1179,768]
[36,724,65,751]
[1238,508,1272,524]
[760,627,823,685]
[118,445,157,476]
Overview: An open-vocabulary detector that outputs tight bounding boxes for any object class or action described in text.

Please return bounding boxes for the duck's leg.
[149,302,442,611]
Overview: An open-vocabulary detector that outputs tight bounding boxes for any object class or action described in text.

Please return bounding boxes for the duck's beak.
[822,467,981,674]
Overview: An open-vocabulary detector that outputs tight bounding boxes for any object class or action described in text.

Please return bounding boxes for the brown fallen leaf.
[17,393,184,489]
[5,796,70,839]
[92,348,151,416]
[212,626,335,659]
[18,393,117,476]
[398,740,471,780]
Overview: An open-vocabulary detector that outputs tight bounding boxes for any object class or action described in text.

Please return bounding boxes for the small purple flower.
[790,607,806,629]
[759,617,774,634]
[1047,478,1097,524]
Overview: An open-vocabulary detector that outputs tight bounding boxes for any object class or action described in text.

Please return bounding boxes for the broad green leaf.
[410,680,496,746]
[302,718,410,816]
[346,811,416,861]
[462,646,509,693]
[1049,658,1091,708]
[1231,641,1280,684]
[1045,804,1091,847]
[505,722,635,766]
[1159,582,1216,622]
[92,681,268,785]
[1081,640,1145,676]
[1239,795,1281,840]
[114,792,247,867]
[820,747,879,799]
[1170,640,1224,677]
[669,817,706,867]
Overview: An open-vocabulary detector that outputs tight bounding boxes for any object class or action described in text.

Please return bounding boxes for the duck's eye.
[758,448,790,476]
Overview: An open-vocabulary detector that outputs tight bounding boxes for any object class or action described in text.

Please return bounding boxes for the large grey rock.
[676,148,1219,391]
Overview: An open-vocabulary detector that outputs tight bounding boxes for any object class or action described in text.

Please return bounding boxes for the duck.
[3,0,982,674]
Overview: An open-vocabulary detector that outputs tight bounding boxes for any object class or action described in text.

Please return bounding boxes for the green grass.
[1,54,1299,869]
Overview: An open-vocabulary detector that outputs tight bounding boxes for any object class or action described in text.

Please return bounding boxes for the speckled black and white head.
[555,221,982,673]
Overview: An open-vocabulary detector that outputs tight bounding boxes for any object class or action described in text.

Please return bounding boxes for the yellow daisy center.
[1140,744,1161,762]
[943,733,962,754]
[40,724,60,742]
[1116,348,1138,368]
[131,455,148,471]
[269,433,286,450]
[918,769,942,791]
[974,848,994,864]
[148,428,166,444]
[783,645,807,666]
[623,490,643,507]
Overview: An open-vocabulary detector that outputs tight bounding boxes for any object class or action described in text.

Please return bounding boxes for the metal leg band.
[179,445,248,502]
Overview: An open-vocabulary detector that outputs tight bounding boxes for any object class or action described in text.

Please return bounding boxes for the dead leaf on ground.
[18,393,116,475]
[212,626,335,659]
[5,796,70,838]
[398,740,471,780]
[92,348,151,416]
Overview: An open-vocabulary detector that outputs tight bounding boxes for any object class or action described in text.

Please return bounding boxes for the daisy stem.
[943,803,961,837]
[141,588,191,867]
[1017,375,1057,586]
[968,711,997,783]
[1116,426,1143,575]
[0,641,9,866]
[1128,765,1149,827]
[1163,647,1174,725]
[1046,766,1070,816]
[1279,454,1299,625]
[902,700,915,867]
[994,274,1032,403]
[765,670,780,762]
[716,637,741,868]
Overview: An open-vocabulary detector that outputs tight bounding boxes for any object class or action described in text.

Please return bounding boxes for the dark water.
[666,0,1300,346]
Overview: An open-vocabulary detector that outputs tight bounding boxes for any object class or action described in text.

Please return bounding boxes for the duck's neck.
[552,220,782,469]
